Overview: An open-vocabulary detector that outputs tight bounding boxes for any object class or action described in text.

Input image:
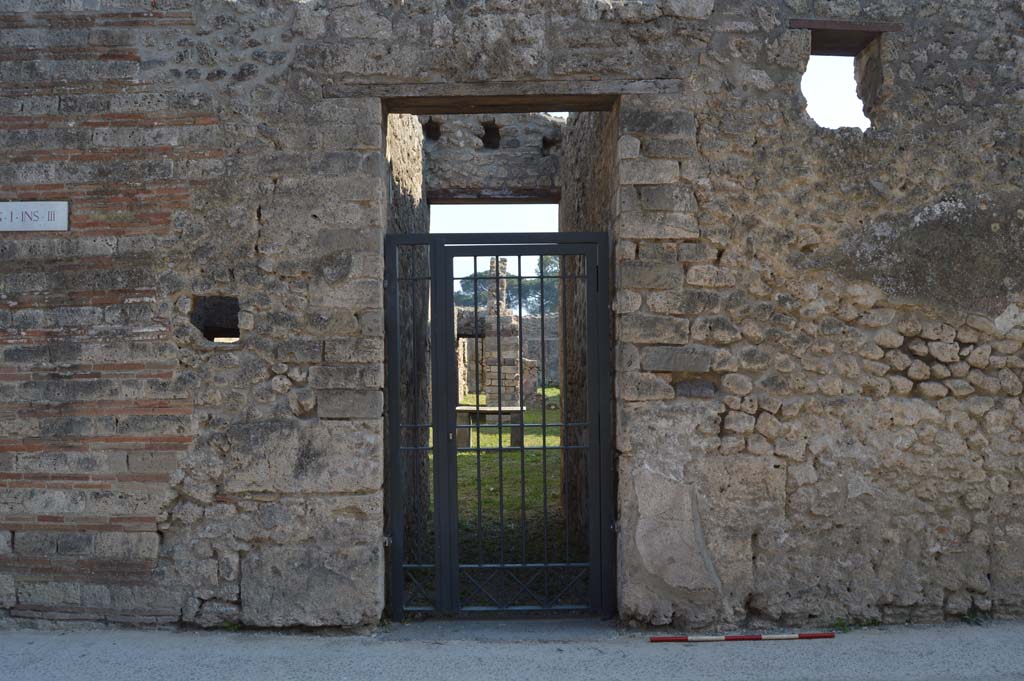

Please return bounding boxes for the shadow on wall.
[799,194,1024,317]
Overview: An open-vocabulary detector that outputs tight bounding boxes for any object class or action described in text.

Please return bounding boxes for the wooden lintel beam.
[789,18,903,57]
[427,188,561,205]
[385,95,617,115]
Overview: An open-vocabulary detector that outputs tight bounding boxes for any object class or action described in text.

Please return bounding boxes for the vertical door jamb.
[384,237,405,621]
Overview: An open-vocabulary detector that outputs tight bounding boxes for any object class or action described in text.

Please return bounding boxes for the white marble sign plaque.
[0,201,69,231]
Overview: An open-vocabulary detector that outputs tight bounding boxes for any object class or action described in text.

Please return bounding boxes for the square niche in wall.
[190,295,240,342]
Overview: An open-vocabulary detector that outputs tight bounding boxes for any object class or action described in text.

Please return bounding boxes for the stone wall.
[1,0,1022,630]
[522,315,561,390]
[385,113,433,597]
[608,20,1024,627]
[559,108,621,551]
[0,1,388,627]
[462,314,560,396]
[420,113,563,202]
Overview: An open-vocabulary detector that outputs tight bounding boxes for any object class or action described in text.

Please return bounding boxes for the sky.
[433,56,866,280]
[433,204,558,280]
[801,55,871,130]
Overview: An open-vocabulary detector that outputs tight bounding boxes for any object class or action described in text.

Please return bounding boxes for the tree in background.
[453,256,560,315]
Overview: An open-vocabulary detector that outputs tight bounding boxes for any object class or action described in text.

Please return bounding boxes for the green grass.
[461,386,560,407]
[452,393,585,567]
[401,391,587,609]
[456,406,562,526]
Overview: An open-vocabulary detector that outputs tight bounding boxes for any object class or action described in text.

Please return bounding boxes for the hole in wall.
[479,120,501,149]
[802,55,871,130]
[422,117,442,141]
[191,295,240,342]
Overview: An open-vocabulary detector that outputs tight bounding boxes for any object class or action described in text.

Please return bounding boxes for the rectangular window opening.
[791,18,902,131]
[190,295,241,343]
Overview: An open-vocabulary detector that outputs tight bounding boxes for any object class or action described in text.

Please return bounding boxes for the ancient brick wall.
[420,113,562,202]
[1,1,388,627]
[0,6,208,624]
[1,0,1022,630]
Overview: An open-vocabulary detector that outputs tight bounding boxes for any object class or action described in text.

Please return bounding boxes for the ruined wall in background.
[0,0,1022,630]
[420,113,562,203]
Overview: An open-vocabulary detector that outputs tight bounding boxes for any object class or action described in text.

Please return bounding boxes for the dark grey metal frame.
[384,232,613,619]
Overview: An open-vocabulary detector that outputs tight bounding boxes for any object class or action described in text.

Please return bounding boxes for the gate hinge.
[610,520,620,533]
[382,534,393,547]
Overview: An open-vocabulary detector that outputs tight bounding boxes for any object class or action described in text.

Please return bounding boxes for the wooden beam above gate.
[427,188,561,205]
[383,94,618,115]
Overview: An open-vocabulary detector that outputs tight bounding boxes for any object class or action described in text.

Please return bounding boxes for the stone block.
[618,372,676,401]
[722,373,753,396]
[637,240,678,262]
[309,278,381,310]
[640,345,713,373]
[661,0,715,20]
[618,313,689,344]
[56,532,94,556]
[675,378,717,397]
[928,341,960,363]
[619,261,682,290]
[619,211,699,240]
[618,135,641,158]
[686,265,736,288]
[621,110,697,139]
[639,184,698,212]
[0,573,14,607]
[224,418,382,493]
[196,600,242,628]
[317,389,384,419]
[620,158,679,185]
[13,532,57,556]
[95,532,159,561]
[629,469,717,594]
[618,399,720,461]
[308,364,383,390]
[127,452,179,473]
[324,337,384,363]
[677,242,717,263]
[240,544,382,627]
[17,581,81,606]
[275,340,323,363]
[723,411,755,434]
[647,290,720,315]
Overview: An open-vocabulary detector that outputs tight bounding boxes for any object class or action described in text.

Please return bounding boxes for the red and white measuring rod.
[650,632,835,643]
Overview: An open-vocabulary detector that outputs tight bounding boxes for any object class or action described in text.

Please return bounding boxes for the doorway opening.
[383,97,618,618]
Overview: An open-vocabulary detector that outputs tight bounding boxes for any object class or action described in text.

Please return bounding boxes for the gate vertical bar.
[432,238,461,612]
[444,247,461,610]
[539,258,550,606]
[583,244,603,611]
[594,236,614,616]
[429,237,449,613]
[384,236,405,621]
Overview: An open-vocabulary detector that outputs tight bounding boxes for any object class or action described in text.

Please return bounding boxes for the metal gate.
[384,232,612,618]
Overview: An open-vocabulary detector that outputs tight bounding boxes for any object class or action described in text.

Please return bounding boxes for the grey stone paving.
[3,620,1024,681]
